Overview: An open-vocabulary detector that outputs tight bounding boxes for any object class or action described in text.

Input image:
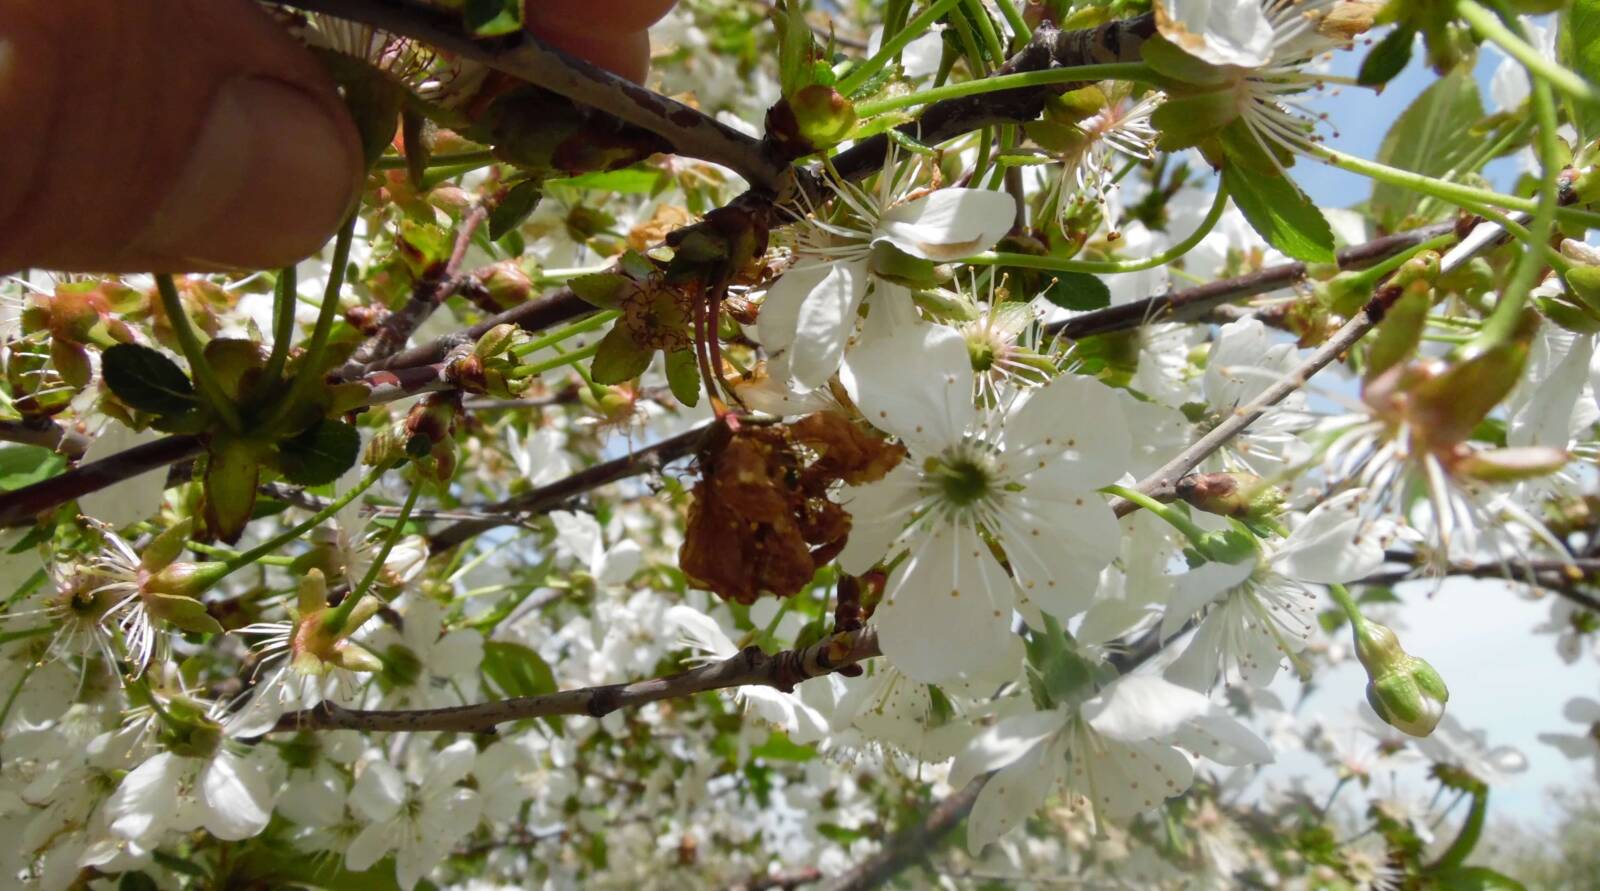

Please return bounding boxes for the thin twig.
[427,421,714,550]
[343,205,488,370]
[0,434,204,527]
[820,777,986,891]
[265,626,882,734]
[0,417,90,458]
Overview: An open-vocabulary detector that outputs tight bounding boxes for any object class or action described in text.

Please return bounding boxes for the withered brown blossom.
[680,413,906,604]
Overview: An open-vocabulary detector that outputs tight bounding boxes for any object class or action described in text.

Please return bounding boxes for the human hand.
[0,0,677,274]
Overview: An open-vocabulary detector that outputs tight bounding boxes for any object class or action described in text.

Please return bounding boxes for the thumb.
[0,0,365,274]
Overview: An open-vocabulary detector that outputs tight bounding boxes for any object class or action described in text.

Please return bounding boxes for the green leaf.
[463,0,522,36]
[1561,1,1600,140]
[481,640,557,698]
[664,349,701,407]
[1370,66,1485,230]
[1358,25,1415,87]
[1435,866,1529,891]
[590,326,653,385]
[750,731,817,762]
[204,438,260,544]
[102,344,197,416]
[547,166,668,194]
[1221,166,1335,264]
[490,179,544,241]
[1042,272,1111,311]
[277,419,361,487]
[569,272,631,309]
[0,445,65,491]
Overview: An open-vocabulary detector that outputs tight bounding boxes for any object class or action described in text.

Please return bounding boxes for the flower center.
[925,445,999,509]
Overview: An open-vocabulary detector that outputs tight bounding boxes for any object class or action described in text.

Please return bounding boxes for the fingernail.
[136,76,362,270]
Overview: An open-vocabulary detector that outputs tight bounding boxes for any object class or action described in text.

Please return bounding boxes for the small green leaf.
[1370,66,1484,229]
[1561,1,1600,140]
[569,272,631,309]
[481,640,557,698]
[204,438,260,544]
[277,419,361,487]
[1358,25,1415,87]
[749,731,817,762]
[0,445,66,491]
[1435,866,1529,891]
[546,166,668,194]
[664,349,701,407]
[147,592,224,635]
[1042,272,1111,311]
[1221,166,1335,264]
[490,179,544,240]
[102,344,197,416]
[463,0,522,36]
[590,326,652,384]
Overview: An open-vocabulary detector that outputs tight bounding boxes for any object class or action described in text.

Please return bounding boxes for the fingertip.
[533,26,653,84]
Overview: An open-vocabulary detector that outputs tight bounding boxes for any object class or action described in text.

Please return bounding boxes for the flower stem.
[327,479,422,634]
[154,274,243,433]
[855,63,1155,117]
[509,310,619,358]
[1429,782,1490,872]
[1469,9,1564,355]
[509,342,600,379]
[964,184,1229,274]
[213,462,388,581]
[1312,146,1600,230]
[992,0,1030,40]
[1100,484,1210,550]
[374,149,496,171]
[259,265,298,394]
[838,0,964,96]
[264,212,358,433]
[1456,0,1597,107]
[1326,583,1368,632]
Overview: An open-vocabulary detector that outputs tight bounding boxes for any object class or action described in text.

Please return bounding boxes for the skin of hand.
[0,0,677,274]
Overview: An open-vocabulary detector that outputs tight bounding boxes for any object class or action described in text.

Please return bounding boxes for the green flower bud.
[1354,621,1448,737]
[1175,473,1285,520]
[789,85,857,151]
[474,323,523,360]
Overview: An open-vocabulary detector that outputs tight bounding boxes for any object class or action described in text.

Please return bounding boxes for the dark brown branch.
[728,868,824,891]
[1049,223,1457,340]
[279,0,788,191]
[0,434,204,527]
[266,626,881,734]
[343,205,488,371]
[1365,552,1600,613]
[820,776,987,891]
[426,421,714,550]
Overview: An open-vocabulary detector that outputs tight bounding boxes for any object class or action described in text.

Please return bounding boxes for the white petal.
[1162,560,1253,640]
[999,492,1118,621]
[846,321,974,452]
[350,761,405,823]
[200,751,274,840]
[1075,736,1194,821]
[950,709,1065,789]
[345,821,396,874]
[666,604,738,658]
[873,522,1017,683]
[1274,489,1383,583]
[1006,374,1133,491]
[428,630,484,678]
[1165,612,1228,692]
[401,598,447,654]
[1156,0,1274,68]
[789,260,869,389]
[596,541,642,585]
[1172,712,1274,766]
[874,189,1015,261]
[835,464,921,574]
[756,262,837,356]
[106,752,180,841]
[424,740,478,792]
[77,424,166,529]
[1083,675,1212,742]
[965,740,1058,854]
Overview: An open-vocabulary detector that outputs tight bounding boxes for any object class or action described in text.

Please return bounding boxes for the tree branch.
[0,417,89,458]
[1049,223,1457,341]
[820,777,987,891]
[278,0,789,192]
[266,626,882,734]
[426,420,714,550]
[1365,551,1600,613]
[0,434,204,527]
[1112,214,1516,517]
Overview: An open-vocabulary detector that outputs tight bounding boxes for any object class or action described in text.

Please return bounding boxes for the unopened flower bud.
[474,260,535,310]
[474,323,522,360]
[789,84,857,151]
[1176,473,1285,520]
[1455,446,1569,482]
[1354,621,1448,737]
